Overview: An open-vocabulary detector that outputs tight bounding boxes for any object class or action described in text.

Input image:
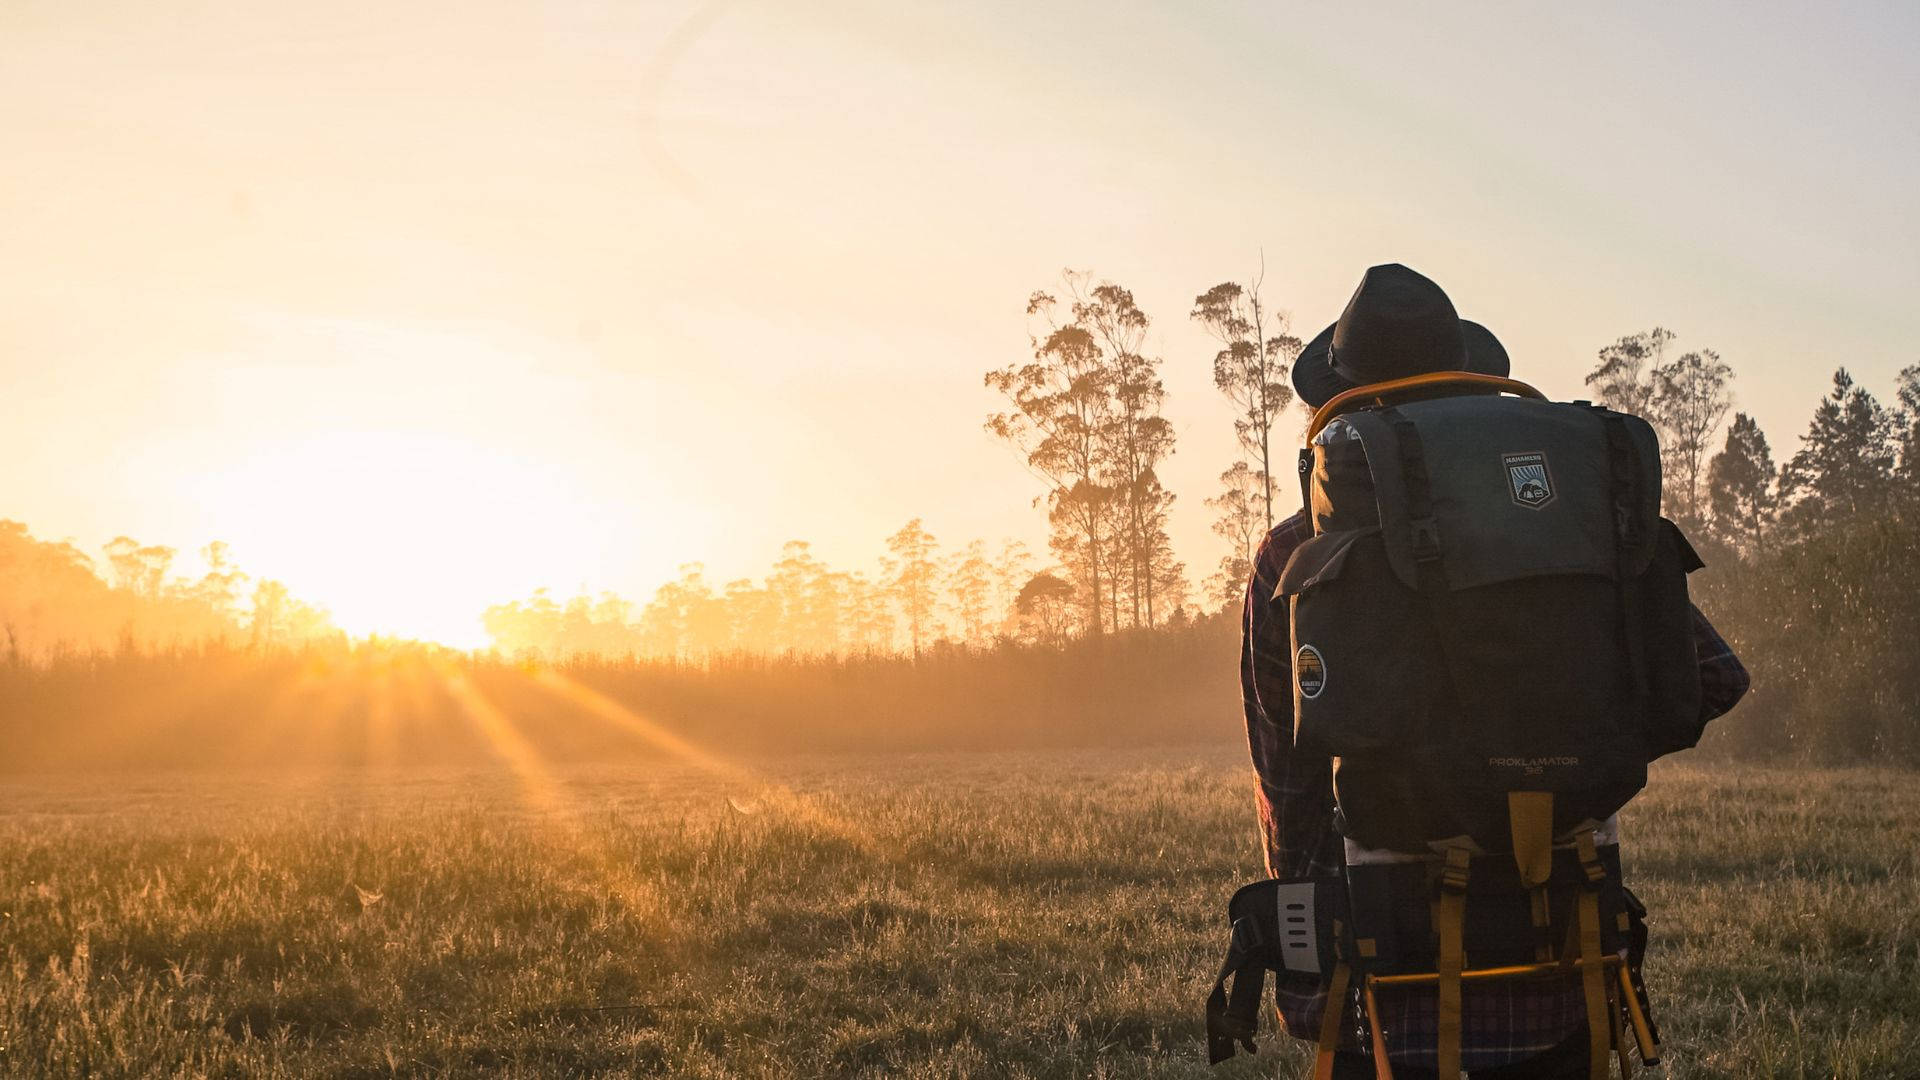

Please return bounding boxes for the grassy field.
[2,748,1915,1079]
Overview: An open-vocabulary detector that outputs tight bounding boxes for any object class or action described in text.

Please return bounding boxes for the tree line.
[0,522,336,660]
[481,527,1054,660]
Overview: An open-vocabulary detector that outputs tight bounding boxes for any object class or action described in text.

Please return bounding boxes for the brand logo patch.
[1503,451,1555,508]
[1295,645,1326,699]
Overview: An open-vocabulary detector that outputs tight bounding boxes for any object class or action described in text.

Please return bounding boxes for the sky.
[3,0,1916,645]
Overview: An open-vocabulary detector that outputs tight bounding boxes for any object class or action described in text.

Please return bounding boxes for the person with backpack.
[1210,264,1749,1079]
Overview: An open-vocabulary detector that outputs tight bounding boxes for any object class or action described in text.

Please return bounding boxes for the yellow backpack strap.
[1435,844,1472,1078]
[1574,833,1612,1079]
[1617,888,1665,1066]
[1615,994,1638,1079]
[1508,792,1555,961]
[1618,962,1662,1065]
[1312,959,1352,1080]
[1362,977,1395,1080]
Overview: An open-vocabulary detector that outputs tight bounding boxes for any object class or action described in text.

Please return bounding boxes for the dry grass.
[2,750,1914,1078]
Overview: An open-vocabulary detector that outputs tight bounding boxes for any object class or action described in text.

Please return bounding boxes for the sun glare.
[191,430,609,647]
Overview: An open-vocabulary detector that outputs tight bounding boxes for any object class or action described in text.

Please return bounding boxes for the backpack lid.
[1337,396,1661,592]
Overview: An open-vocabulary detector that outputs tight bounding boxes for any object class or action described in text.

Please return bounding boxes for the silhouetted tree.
[1148,526,1188,623]
[104,536,176,598]
[1706,413,1778,559]
[1014,572,1075,646]
[724,577,780,653]
[946,540,995,645]
[191,541,249,623]
[1896,364,1920,507]
[1779,368,1899,536]
[1204,462,1267,609]
[1654,348,1734,525]
[987,276,1119,635]
[483,588,564,656]
[250,578,330,649]
[1584,329,1735,523]
[992,540,1032,638]
[2,521,119,655]
[640,564,730,659]
[885,519,940,657]
[843,570,895,653]
[1192,268,1299,530]
[769,541,840,654]
[1585,328,1675,419]
[1082,281,1178,629]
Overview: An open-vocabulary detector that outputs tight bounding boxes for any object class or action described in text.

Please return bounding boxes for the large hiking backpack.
[1207,374,1699,1078]
[1283,382,1706,852]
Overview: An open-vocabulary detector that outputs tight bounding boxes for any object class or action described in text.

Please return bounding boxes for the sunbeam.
[430,657,673,931]
[525,667,880,855]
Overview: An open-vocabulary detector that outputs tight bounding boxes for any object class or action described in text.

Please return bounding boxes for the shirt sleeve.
[1241,514,1342,881]
[1690,602,1750,722]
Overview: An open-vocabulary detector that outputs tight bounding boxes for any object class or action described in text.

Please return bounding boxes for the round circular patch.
[1295,644,1326,699]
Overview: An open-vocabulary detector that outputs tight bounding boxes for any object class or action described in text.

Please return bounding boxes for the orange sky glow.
[4,1,1916,645]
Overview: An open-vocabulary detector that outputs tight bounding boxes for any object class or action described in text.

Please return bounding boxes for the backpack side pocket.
[1279,528,1440,757]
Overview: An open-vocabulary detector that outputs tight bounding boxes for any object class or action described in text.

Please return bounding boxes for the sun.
[191,430,610,648]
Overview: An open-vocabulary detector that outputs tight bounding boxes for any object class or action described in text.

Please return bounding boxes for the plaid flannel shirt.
[1241,509,1750,1069]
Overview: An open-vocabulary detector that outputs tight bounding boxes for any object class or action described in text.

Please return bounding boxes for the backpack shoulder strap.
[1336,408,1419,590]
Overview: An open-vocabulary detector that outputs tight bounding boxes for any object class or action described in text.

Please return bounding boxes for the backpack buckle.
[1575,833,1608,885]
[1613,502,1645,548]
[1438,846,1472,892]
[1410,516,1443,562]
[1229,913,1265,954]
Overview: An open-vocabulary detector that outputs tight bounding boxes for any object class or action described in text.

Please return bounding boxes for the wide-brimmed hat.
[1291,263,1510,409]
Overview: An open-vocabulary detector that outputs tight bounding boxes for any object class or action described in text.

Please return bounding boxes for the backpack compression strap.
[1434,844,1472,1078]
[1598,413,1650,699]
[1365,406,1488,725]
[1619,888,1664,1064]
[1205,911,1269,1064]
[1574,833,1613,1079]
[1310,945,1353,1080]
[1509,792,1556,961]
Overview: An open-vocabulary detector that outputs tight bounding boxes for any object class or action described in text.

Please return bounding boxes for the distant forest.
[3,268,1918,762]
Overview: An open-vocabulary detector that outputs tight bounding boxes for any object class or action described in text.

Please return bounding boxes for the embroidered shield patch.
[1503,451,1555,509]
